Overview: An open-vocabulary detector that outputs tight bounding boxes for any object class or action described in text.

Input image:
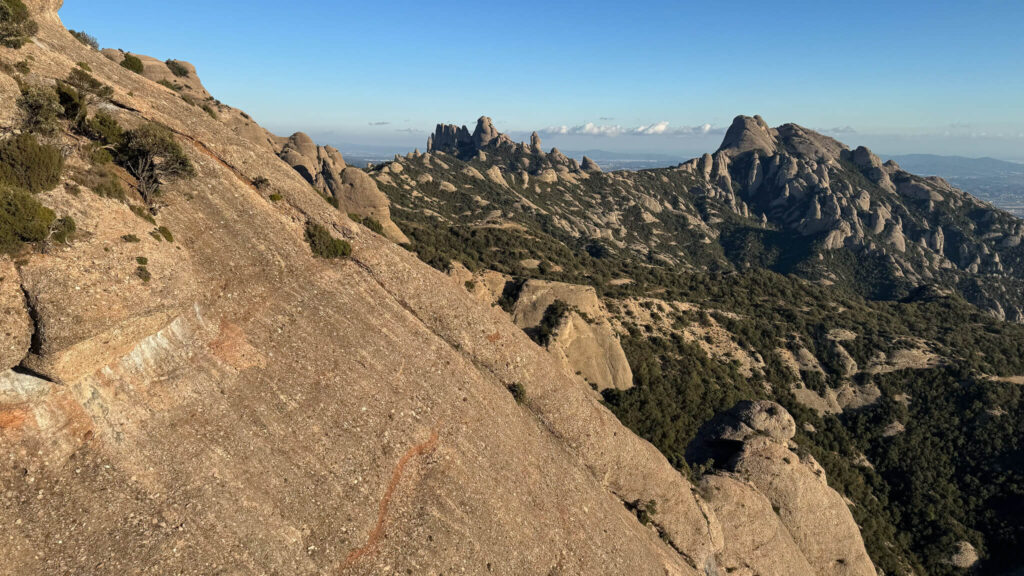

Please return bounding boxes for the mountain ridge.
[1,2,885,574]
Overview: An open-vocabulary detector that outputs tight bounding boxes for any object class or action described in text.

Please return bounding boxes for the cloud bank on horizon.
[538,121,722,138]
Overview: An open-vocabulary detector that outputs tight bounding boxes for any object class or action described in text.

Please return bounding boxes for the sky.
[59,0,1024,162]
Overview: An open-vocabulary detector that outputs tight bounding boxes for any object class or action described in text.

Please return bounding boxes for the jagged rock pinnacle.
[530,131,543,152]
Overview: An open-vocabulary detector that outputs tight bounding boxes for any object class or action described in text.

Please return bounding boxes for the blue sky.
[60,0,1024,161]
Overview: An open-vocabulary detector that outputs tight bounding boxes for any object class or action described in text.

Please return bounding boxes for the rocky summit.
[1,2,1023,576]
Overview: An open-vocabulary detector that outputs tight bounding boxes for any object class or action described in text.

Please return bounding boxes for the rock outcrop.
[278,133,408,243]
[426,116,589,183]
[692,402,876,576]
[511,280,633,391]
[680,114,1024,318]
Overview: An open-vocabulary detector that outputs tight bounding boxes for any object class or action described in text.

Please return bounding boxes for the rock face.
[681,114,1024,319]
[0,5,746,575]
[1,4,888,575]
[701,474,816,575]
[511,280,633,391]
[691,402,876,576]
[718,114,778,156]
[278,132,408,243]
[0,259,32,371]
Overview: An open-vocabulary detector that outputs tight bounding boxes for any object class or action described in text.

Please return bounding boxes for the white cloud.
[632,121,670,135]
[539,121,723,138]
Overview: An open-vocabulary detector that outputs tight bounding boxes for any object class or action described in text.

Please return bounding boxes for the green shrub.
[0,186,55,254]
[526,300,570,346]
[0,0,38,49]
[50,215,75,243]
[507,382,527,404]
[65,68,113,99]
[76,165,124,200]
[120,54,144,74]
[268,193,282,202]
[201,103,217,119]
[305,221,351,259]
[55,81,85,123]
[129,204,155,224]
[157,79,181,92]
[17,83,63,136]
[135,265,151,282]
[13,59,27,73]
[76,61,91,72]
[94,174,123,199]
[0,133,64,193]
[349,212,385,235]
[156,226,173,242]
[121,234,139,243]
[84,111,124,147]
[135,256,148,266]
[165,60,189,77]
[252,176,271,190]
[68,29,99,50]
[118,123,194,202]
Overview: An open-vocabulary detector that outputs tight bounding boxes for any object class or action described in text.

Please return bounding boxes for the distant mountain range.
[879,154,1024,217]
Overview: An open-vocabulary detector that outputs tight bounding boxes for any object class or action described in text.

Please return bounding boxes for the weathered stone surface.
[732,438,875,576]
[0,259,32,371]
[719,115,778,156]
[688,401,875,576]
[0,73,22,129]
[277,132,407,243]
[2,7,725,574]
[702,474,816,575]
[511,280,633,391]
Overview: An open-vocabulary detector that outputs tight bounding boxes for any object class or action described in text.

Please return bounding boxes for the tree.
[17,84,63,136]
[0,0,37,48]
[68,29,99,49]
[118,123,194,203]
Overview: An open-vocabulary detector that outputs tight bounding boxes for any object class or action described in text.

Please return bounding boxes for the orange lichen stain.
[487,331,501,343]
[209,320,265,370]
[344,429,440,569]
[0,408,29,430]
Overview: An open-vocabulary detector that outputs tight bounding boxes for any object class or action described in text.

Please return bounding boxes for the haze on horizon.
[59,0,1024,162]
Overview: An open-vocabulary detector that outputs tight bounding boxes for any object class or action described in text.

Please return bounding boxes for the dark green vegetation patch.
[120,53,144,74]
[0,133,64,193]
[305,221,351,259]
[0,0,38,48]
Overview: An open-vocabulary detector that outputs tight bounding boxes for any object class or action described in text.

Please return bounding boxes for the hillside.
[372,117,1024,574]
[0,2,904,575]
